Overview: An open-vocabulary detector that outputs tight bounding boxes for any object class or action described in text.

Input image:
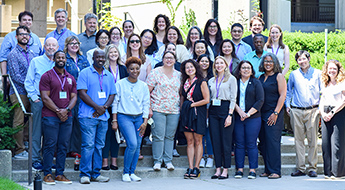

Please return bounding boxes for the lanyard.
[229,58,233,73]
[110,65,119,83]
[21,49,30,66]
[215,75,224,98]
[73,57,80,73]
[235,43,241,55]
[98,70,104,91]
[123,37,127,44]
[272,46,280,55]
[52,68,66,91]
[54,29,67,41]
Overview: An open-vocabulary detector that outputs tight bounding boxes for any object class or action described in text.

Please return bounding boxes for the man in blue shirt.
[77,49,115,184]
[0,11,42,77]
[45,9,76,51]
[78,13,98,56]
[24,37,59,170]
[285,50,321,178]
[8,26,36,159]
[243,34,267,78]
[231,23,252,61]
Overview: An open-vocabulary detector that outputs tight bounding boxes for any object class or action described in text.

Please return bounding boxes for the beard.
[18,40,28,46]
[55,61,66,69]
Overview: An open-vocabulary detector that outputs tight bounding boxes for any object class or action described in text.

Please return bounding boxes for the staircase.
[11,136,324,182]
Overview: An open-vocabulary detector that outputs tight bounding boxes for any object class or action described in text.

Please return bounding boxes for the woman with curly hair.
[319,59,345,179]
[153,14,171,49]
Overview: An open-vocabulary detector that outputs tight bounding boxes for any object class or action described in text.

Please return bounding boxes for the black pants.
[322,108,345,177]
[208,101,234,168]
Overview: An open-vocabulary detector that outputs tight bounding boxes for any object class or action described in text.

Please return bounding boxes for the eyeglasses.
[190,32,199,36]
[264,60,274,63]
[143,36,153,40]
[241,66,251,70]
[68,42,80,46]
[19,33,30,37]
[130,40,140,44]
[231,30,243,33]
[209,25,217,29]
[164,57,175,60]
[111,33,121,36]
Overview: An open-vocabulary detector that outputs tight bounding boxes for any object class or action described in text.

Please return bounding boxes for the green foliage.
[228,10,249,30]
[0,177,26,190]
[179,6,197,38]
[161,0,184,26]
[98,2,122,30]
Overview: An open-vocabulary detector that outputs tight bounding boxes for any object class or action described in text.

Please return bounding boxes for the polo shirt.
[243,50,267,78]
[77,65,116,121]
[45,27,76,51]
[77,31,97,56]
[39,67,77,117]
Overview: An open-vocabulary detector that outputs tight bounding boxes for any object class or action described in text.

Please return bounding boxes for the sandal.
[259,173,269,177]
[190,167,200,179]
[268,173,281,179]
[184,168,192,179]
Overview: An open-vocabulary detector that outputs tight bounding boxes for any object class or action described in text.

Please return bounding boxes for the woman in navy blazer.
[233,60,264,179]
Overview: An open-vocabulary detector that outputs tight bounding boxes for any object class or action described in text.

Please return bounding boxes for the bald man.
[24,37,59,170]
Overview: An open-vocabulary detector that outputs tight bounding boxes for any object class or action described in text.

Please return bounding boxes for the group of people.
[2,8,345,185]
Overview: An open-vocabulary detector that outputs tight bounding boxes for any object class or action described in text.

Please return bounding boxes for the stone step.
[12,153,324,170]
[11,164,325,182]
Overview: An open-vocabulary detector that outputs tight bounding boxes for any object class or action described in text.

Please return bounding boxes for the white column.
[335,0,345,30]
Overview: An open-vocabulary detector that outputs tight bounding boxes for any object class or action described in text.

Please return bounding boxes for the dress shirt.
[232,40,252,60]
[239,79,249,110]
[208,75,238,110]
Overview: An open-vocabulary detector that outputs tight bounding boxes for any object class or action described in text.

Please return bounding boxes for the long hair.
[153,14,171,33]
[265,24,285,49]
[126,33,146,64]
[193,40,210,60]
[203,19,223,49]
[180,59,204,94]
[258,53,282,73]
[321,59,345,87]
[104,44,123,70]
[163,26,184,45]
[213,56,231,82]
[219,39,238,59]
[64,36,82,55]
[233,60,256,80]
[140,29,158,55]
[197,54,213,80]
[185,26,203,50]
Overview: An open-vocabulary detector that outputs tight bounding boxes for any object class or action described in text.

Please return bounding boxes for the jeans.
[42,117,72,176]
[79,118,108,178]
[151,111,180,164]
[117,113,143,174]
[30,99,43,163]
[234,116,261,169]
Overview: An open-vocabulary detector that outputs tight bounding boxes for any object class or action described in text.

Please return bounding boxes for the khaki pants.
[290,107,320,172]
[10,94,30,155]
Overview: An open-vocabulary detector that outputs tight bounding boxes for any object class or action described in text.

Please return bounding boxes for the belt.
[291,105,318,110]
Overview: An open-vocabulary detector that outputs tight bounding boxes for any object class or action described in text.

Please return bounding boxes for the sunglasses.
[130,40,140,44]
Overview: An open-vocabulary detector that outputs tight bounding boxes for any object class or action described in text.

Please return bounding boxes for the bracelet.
[247,112,251,117]
[111,119,117,124]
[228,113,233,117]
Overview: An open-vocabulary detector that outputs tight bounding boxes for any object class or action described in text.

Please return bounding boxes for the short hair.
[153,14,171,33]
[16,25,30,36]
[219,39,237,59]
[54,8,68,18]
[233,60,256,79]
[250,16,265,27]
[231,23,243,31]
[253,33,264,41]
[53,50,65,59]
[125,56,142,68]
[163,26,184,45]
[95,29,110,46]
[84,13,97,24]
[18,11,33,22]
[295,50,310,62]
[122,20,134,29]
[185,26,203,50]
[109,26,122,38]
[63,35,82,55]
[259,53,282,73]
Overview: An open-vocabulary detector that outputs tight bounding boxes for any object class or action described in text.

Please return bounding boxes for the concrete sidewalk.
[19,175,345,190]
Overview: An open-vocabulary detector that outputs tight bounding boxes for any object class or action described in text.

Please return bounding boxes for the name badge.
[98,91,106,99]
[212,99,221,106]
[59,91,67,99]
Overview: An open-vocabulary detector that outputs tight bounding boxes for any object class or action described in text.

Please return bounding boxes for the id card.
[98,91,106,99]
[212,99,221,106]
[59,91,67,99]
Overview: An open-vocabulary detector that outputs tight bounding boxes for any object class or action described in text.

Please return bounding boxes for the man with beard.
[244,34,267,78]
[39,51,77,184]
[7,26,36,159]
[78,13,98,55]
[77,49,115,184]
[242,16,268,51]
[231,23,252,61]
[24,37,59,170]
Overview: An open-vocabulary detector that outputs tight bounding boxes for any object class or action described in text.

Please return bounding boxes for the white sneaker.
[80,176,90,184]
[91,175,109,182]
[205,157,214,168]
[166,162,175,171]
[199,158,205,168]
[130,174,141,182]
[173,149,180,157]
[122,174,131,182]
[14,151,29,159]
[153,163,161,171]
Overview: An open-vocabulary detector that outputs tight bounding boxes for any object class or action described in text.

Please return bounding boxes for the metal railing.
[291,2,335,23]
[2,75,33,185]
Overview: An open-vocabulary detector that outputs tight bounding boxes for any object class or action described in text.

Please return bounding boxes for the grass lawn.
[0,177,26,190]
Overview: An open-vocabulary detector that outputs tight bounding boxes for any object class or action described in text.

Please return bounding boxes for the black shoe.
[184,168,192,179]
[218,174,229,180]
[101,166,110,170]
[291,170,306,177]
[308,171,318,177]
[234,171,243,179]
[110,165,118,170]
[190,167,200,179]
[211,174,219,179]
[248,172,256,179]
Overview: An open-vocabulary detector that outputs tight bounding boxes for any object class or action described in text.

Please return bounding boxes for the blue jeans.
[79,118,108,178]
[42,117,72,176]
[151,111,180,164]
[30,99,43,163]
[117,113,143,174]
[234,116,261,169]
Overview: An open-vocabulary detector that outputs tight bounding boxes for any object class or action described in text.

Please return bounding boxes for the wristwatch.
[228,113,233,117]
[273,111,278,115]
[66,107,71,112]
[247,112,251,117]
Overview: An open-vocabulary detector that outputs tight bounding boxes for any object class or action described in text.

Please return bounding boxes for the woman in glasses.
[140,29,159,68]
[109,26,126,63]
[204,19,223,56]
[86,29,110,64]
